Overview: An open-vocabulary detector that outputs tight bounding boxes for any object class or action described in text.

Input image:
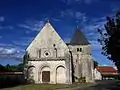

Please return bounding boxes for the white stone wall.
[26,22,69,59]
[68,45,94,82]
[94,68,102,80]
[27,60,72,84]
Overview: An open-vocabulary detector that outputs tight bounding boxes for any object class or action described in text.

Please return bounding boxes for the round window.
[45,52,49,56]
[44,51,50,57]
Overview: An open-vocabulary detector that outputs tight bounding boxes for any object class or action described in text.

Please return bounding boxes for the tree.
[23,52,29,65]
[98,10,120,72]
[18,63,23,71]
[0,64,7,71]
[6,64,11,71]
[93,60,98,69]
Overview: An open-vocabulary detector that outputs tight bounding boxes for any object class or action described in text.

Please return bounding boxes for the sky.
[0,0,120,66]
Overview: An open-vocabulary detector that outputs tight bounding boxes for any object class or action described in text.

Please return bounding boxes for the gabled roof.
[96,66,118,73]
[26,20,68,51]
[69,27,89,45]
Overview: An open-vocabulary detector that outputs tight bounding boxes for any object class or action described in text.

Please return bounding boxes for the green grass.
[0,83,79,90]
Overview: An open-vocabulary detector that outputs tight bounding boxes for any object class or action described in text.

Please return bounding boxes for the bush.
[78,77,86,83]
[27,79,35,84]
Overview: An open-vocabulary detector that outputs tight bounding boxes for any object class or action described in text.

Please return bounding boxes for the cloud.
[13,37,33,47]
[63,37,71,43]
[51,18,61,22]
[0,37,34,61]
[84,17,105,30]
[89,40,102,51]
[0,43,25,61]
[60,0,99,5]
[0,48,17,55]
[0,16,4,22]
[0,16,14,30]
[82,16,106,41]
[60,9,87,23]
[0,43,15,47]
[18,19,44,31]
[75,12,87,22]
[78,16,106,53]
[0,25,13,30]
[80,16,114,65]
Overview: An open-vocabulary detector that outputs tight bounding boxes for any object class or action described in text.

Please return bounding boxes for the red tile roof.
[96,66,118,73]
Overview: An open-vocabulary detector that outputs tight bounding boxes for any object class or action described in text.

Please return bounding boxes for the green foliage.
[23,52,29,65]
[78,77,86,83]
[98,10,120,71]
[27,79,35,84]
[0,63,23,72]
[73,75,86,83]
[0,64,7,71]
[93,60,98,68]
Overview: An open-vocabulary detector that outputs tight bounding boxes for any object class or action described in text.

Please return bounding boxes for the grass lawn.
[0,83,89,90]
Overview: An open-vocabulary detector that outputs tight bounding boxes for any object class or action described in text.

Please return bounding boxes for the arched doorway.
[41,66,50,83]
[56,66,66,83]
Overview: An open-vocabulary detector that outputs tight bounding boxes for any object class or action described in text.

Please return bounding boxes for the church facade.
[23,21,94,84]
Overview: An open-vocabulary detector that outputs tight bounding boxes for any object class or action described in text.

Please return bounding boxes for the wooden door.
[42,71,50,83]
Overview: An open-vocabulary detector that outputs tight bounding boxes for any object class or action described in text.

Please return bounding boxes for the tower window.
[80,48,82,52]
[77,48,82,52]
[77,48,79,52]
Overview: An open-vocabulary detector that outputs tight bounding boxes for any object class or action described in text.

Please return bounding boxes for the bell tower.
[68,26,93,82]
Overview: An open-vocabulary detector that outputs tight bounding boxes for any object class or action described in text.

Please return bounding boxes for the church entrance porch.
[35,60,71,84]
[40,66,50,83]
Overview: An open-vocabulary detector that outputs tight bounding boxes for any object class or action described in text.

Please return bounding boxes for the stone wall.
[68,44,94,82]
[26,60,72,84]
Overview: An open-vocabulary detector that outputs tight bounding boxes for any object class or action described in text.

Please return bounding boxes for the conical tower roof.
[70,27,89,45]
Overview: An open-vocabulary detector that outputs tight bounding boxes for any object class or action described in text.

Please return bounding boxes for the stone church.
[23,20,94,84]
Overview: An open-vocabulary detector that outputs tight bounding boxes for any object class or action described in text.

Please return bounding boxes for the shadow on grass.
[106,80,120,90]
[0,75,26,89]
[86,80,120,90]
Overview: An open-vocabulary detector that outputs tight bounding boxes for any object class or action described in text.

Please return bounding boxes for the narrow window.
[39,49,41,58]
[77,48,82,52]
[53,44,56,47]
[80,48,82,52]
[77,48,79,52]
